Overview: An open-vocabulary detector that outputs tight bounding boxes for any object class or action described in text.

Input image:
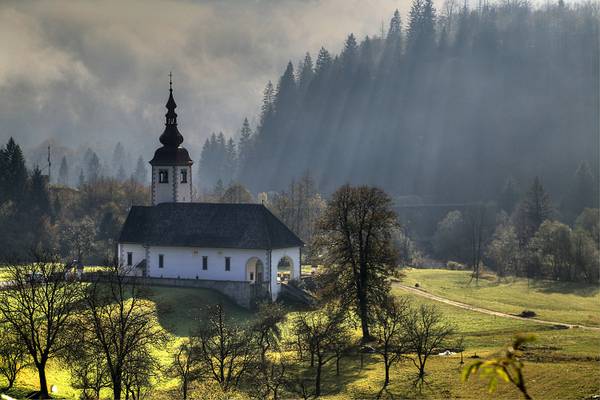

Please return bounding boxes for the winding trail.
[394,283,600,332]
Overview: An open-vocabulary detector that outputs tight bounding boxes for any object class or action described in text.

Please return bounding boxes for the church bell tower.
[149,74,193,205]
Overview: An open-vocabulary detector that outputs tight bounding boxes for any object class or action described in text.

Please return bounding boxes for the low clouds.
[0,0,405,159]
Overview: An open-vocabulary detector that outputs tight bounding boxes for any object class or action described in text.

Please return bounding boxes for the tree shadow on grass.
[142,286,252,336]
[528,280,599,297]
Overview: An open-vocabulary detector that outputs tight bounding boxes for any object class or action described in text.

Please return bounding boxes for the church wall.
[152,165,192,204]
[152,166,175,204]
[118,243,146,269]
[143,245,267,282]
[270,246,302,299]
[174,166,192,202]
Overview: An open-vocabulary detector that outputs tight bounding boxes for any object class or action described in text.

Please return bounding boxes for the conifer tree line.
[224,0,599,205]
[0,137,148,262]
[35,141,148,188]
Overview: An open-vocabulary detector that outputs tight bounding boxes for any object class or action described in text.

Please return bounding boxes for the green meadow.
[2,269,599,399]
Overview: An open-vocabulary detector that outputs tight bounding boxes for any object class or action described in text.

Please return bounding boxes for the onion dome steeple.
[159,73,184,147]
[150,73,193,166]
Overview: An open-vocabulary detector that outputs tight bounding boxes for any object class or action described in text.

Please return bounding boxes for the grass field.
[2,271,600,399]
[400,268,600,327]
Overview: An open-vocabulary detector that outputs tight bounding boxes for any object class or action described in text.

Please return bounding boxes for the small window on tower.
[180,169,187,183]
[159,169,169,183]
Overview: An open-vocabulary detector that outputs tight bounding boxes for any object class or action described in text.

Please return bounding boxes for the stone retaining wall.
[82,273,268,308]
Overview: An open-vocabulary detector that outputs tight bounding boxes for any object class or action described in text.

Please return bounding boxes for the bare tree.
[0,261,81,398]
[83,264,165,400]
[194,304,255,392]
[249,352,290,400]
[252,302,286,364]
[292,303,351,397]
[166,339,200,400]
[464,203,494,284]
[249,302,289,399]
[0,323,30,390]
[371,296,411,390]
[64,332,111,400]
[122,349,157,400]
[404,304,456,387]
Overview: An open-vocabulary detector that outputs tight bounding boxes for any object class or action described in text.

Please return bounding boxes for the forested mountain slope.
[235,1,598,202]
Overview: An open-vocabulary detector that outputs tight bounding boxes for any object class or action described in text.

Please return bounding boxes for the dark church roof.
[150,76,193,166]
[119,202,304,250]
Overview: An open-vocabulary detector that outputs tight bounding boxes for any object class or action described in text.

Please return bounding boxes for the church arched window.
[159,169,169,183]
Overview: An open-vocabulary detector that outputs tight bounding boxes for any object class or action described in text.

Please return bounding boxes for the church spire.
[159,72,184,147]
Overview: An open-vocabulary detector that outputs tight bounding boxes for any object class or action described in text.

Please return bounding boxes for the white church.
[117,79,303,305]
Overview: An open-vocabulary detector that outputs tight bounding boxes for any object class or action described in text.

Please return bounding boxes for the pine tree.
[238,118,252,157]
[116,164,126,182]
[133,156,147,184]
[78,169,85,188]
[85,150,101,183]
[28,166,50,215]
[0,138,28,203]
[112,142,126,176]
[275,62,296,113]
[199,138,213,190]
[315,47,332,74]
[213,179,225,200]
[298,52,314,89]
[216,133,227,181]
[500,177,519,213]
[573,161,595,212]
[388,9,402,39]
[225,138,237,179]
[342,34,359,64]
[58,156,69,186]
[516,177,553,243]
[260,81,275,127]
[407,0,437,55]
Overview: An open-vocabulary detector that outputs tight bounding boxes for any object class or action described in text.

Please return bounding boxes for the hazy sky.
[0,0,411,161]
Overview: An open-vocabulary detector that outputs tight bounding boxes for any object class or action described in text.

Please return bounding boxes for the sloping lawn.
[3,279,599,399]
[400,268,600,327]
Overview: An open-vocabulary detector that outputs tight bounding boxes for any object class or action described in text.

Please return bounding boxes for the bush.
[519,310,537,318]
[447,261,466,270]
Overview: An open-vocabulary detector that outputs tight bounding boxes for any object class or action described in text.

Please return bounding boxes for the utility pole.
[47,145,52,183]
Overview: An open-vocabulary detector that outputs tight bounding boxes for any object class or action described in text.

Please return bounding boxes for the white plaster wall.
[270,246,302,298]
[152,165,192,204]
[175,166,192,203]
[118,243,301,301]
[119,243,147,268]
[152,166,175,204]
[144,245,268,282]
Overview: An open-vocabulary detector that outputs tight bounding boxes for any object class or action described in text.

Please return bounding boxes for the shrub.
[447,261,466,270]
[519,310,537,318]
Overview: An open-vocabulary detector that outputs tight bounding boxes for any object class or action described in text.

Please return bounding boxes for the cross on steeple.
[158,73,182,147]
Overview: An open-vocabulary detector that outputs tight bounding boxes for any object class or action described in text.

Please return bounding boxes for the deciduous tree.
[404,304,455,387]
[83,265,165,400]
[0,260,81,398]
[315,185,398,341]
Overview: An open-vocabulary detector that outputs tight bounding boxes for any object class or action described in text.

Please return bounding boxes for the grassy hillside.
[400,268,600,327]
[2,276,599,399]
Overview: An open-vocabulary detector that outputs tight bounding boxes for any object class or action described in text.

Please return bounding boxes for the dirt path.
[394,283,600,332]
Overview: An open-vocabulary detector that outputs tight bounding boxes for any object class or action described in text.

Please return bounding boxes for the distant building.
[117,78,302,304]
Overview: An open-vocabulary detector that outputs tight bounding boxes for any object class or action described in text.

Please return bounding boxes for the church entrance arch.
[245,257,264,284]
[276,256,294,284]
